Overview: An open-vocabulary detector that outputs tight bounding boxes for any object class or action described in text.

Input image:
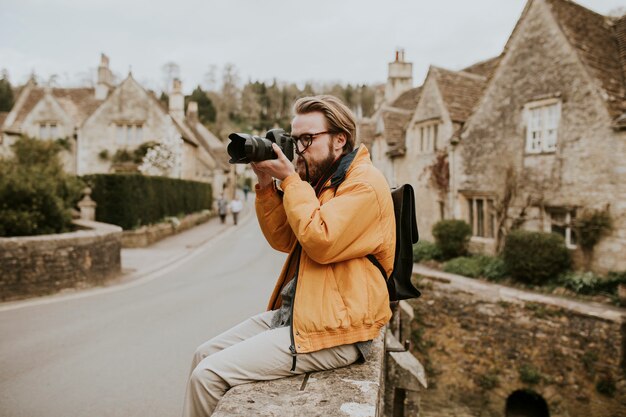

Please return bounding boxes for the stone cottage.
[360,50,498,240]
[453,0,626,272]
[1,54,231,199]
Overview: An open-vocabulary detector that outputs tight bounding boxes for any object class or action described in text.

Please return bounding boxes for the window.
[467,196,496,238]
[38,122,58,139]
[116,123,144,145]
[416,121,440,153]
[525,101,560,153]
[547,207,577,248]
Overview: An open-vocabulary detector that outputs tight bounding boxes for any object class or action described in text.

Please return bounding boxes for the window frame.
[524,98,561,154]
[465,195,497,239]
[545,207,577,249]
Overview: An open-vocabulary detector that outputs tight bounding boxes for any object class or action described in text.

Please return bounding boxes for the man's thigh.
[195,326,360,387]
[193,311,275,362]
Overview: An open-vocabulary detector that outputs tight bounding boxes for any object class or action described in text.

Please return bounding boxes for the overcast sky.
[1,0,624,93]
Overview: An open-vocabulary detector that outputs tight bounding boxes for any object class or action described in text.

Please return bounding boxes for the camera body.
[227,128,295,164]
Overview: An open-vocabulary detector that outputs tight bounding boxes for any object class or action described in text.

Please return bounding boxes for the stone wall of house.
[0,220,122,301]
[455,0,626,272]
[409,271,626,417]
[394,77,454,241]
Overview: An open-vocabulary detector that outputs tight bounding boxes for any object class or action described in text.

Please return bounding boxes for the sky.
[1,0,624,93]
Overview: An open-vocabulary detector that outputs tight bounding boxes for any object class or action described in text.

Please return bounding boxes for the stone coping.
[212,330,385,417]
[0,220,122,244]
[413,264,626,323]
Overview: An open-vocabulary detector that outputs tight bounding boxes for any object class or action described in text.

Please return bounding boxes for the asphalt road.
[0,214,286,417]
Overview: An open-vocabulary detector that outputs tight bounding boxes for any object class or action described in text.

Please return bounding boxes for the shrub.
[84,174,212,229]
[519,364,542,385]
[559,271,601,294]
[483,257,507,281]
[432,219,472,259]
[502,230,571,284]
[443,256,484,277]
[413,241,442,262]
[0,136,84,236]
[576,209,612,252]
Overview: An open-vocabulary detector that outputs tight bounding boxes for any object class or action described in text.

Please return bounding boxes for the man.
[217,195,228,224]
[182,95,395,417]
[229,196,243,225]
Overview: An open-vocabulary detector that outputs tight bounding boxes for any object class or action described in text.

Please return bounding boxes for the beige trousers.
[182,310,360,417]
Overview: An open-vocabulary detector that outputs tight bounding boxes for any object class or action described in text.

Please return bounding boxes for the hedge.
[83,174,213,230]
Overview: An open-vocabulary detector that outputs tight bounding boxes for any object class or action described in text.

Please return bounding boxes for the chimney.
[95,53,112,100]
[186,101,198,123]
[169,78,184,120]
[385,48,413,103]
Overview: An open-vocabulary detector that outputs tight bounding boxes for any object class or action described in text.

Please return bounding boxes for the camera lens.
[227,133,276,164]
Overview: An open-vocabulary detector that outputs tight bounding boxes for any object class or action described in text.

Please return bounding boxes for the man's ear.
[334,133,347,152]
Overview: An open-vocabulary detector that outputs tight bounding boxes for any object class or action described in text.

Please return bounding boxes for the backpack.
[367,184,421,302]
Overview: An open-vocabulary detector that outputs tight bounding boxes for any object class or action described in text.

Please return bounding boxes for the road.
[0,214,286,417]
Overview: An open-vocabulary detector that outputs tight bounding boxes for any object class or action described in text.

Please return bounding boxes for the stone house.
[1,54,231,200]
[453,0,626,272]
[360,51,498,240]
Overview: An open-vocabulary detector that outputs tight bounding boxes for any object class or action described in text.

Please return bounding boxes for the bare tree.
[161,61,180,92]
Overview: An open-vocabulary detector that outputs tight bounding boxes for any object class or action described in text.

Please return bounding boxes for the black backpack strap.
[367,254,397,301]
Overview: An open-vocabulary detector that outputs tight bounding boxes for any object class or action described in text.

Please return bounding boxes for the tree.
[139,132,183,177]
[0,136,83,236]
[161,61,180,92]
[187,86,216,124]
[0,69,14,112]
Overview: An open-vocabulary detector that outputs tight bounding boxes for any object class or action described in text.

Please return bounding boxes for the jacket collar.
[328,144,368,188]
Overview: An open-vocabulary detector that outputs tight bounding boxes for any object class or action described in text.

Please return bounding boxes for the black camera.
[227,128,295,164]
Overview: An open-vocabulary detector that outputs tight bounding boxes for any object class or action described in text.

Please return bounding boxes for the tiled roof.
[0,111,8,129]
[52,88,101,125]
[357,120,376,147]
[6,86,102,131]
[187,119,231,170]
[382,108,412,147]
[433,67,488,123]
[545,0,626,118]
[391,86,423,111]
[462,55,502,79]
[170,116,200,147]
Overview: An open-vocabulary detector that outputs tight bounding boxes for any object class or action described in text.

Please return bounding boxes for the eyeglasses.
[291,131,331,152]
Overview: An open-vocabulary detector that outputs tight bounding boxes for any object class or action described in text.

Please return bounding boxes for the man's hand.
[251,144,297,187]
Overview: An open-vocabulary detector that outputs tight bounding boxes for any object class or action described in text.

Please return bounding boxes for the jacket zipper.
[289,246,302,372]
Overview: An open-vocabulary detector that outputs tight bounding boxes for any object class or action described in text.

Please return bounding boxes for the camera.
[227,128,295,164]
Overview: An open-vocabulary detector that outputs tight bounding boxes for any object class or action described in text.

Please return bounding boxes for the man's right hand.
[250,162,274,189]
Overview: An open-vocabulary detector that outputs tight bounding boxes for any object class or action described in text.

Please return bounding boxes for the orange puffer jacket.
[255,145,395,354]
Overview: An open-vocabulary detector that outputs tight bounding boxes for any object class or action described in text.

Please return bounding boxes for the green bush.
[483,257,507,281]
[502,230,571,284]
[0,137,84,236]
[432,220,472,260]
[443,256,484,277]
[84,174,212,229]
[413,241,442,262]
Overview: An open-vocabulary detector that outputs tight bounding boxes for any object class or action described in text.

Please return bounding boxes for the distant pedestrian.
[243,184,250,201]
[230,197,243,225]
[217,195,228,224]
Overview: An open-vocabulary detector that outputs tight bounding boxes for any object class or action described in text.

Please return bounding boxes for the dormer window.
[524,99,560,154]
[39,122,58,139]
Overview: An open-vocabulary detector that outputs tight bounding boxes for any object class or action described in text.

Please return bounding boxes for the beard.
[296,143,337,184]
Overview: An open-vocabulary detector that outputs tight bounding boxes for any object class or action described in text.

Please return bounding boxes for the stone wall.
[0,220,122,301]
[409,268,626,417]
[121,210,213,248]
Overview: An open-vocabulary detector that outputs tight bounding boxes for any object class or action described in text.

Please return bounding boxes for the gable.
[544,0,625,119]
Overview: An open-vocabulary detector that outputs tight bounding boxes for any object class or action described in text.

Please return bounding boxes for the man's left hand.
[251,143,296,181]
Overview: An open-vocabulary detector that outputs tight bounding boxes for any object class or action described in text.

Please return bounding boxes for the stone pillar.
[78,187,97,221]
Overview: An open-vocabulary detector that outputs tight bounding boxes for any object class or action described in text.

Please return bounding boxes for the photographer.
[182,95,395,417]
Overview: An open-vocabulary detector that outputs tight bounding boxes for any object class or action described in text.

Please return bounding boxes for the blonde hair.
[293,95,356,154]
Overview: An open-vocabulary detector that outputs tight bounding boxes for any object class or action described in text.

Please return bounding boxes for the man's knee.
[190,364,224,391]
